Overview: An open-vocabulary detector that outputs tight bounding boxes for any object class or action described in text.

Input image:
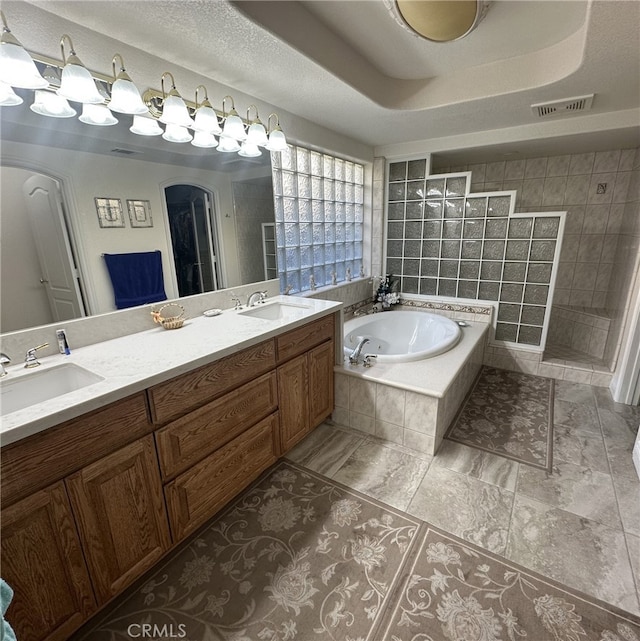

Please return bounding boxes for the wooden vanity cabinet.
[0,393,170,638]
[276,315,335,453]
[1,392,150,508]
[149,340,280,540]
[1,483,96,641]
[155,371,278,481]
[0,311,337,640]
[165,413,278,540]
[66,435,171,605]
[148,339,276,424]
[308,339,335,427]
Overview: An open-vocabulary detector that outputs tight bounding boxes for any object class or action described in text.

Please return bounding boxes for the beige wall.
[0,167,54,331]
[605,148,640,369]
[1,139,249,319]
[435,148,637,309]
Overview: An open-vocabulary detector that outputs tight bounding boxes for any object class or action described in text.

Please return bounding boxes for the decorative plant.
[375,274,400,310]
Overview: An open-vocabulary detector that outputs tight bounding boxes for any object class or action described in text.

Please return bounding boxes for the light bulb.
[79,103,118,126]
[159,93,194,127]
[57,61,103,104]
[191,131,219,148]
[265,128,288,152]
[0,19,48,89]
[30,90,76,118]
[239,141,262,157]
[221,110,246,141]
[162,123,192,143]
[108,76,148,114]
[217,136,241,153]
[130,114,163,136]
[193,104,222,134]
[0,80,22,106]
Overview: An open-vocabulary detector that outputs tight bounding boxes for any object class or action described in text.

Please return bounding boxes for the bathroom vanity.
[0,298,340,641]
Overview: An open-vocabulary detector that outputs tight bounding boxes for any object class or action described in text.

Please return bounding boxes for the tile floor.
[545,342,611,369]
[286,378,640,615]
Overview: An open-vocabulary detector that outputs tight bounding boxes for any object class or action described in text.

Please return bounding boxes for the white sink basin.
[239,301,312,321]
[0,363,104,415]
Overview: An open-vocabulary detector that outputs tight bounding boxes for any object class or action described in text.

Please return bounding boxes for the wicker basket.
[151,303,186,330]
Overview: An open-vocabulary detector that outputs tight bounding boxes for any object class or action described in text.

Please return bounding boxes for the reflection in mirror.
[0,91,276,333]
[165,185,221,297]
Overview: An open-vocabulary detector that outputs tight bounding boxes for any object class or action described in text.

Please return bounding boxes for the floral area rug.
[446,366,555,470]
[77,461,639,641]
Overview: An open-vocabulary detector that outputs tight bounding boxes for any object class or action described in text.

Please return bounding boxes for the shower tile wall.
[386,158,561,347]
[233,177,276,284]
[436,149,636,309]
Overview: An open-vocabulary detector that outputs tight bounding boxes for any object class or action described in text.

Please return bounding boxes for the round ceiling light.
[389,0,490,43]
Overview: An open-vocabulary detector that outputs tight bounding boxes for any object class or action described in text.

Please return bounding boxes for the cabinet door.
[277,353,310,453]
[1,482,96,641]
[66,435,171,604]
[309,340,335,429]
[165,414,278,541]
[156,371,278,481]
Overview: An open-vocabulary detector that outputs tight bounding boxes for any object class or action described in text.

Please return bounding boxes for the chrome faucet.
[24,343,49,368]
[348,337,370,365]
[246,290,267,307]
[0,353,10,377]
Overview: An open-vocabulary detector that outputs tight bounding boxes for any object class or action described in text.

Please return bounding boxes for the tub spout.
[349,337,370,365]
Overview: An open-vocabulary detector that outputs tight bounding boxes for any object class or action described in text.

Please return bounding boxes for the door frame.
[22,173,87,322]
[160,181,225,294]
[611,258,640,405]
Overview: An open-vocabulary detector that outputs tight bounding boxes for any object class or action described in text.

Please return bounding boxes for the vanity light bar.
[0,16,287,154]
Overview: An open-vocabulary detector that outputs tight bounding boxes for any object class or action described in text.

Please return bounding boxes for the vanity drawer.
[1,393,151,507]
[164,412,278,540]
[148,339,276,424]
[276,314,334,363]
[155,371,278,480]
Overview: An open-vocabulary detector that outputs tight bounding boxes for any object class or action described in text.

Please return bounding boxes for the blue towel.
[104,250,168,310]
[0,579,16,641]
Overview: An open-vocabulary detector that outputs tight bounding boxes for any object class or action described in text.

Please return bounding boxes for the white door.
[22,174,85,321]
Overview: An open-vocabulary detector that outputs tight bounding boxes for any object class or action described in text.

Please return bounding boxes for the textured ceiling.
[7,0,640,159]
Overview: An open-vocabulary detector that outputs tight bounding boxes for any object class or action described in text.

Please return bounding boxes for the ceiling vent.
[110,148,141,155]
[531,94,594,118]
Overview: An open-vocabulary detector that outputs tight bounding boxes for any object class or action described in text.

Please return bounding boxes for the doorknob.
[39,278,49,284]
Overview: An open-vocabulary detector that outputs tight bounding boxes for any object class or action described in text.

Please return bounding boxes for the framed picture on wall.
[127,199,153,228]
[95,197,125,228]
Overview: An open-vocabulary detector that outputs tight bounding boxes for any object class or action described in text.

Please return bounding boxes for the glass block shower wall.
[386,159,563,347]
[272,146,364,294]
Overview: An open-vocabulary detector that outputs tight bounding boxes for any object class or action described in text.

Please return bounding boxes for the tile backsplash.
[385,159,562,347]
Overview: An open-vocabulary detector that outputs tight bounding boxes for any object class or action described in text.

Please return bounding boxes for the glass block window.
[271,146,364,294]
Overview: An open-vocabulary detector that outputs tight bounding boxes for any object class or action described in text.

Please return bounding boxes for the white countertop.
[0,296,342,446]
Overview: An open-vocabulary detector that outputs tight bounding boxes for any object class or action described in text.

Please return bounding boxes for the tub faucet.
[349,337,370,365]
[0,353,10,377]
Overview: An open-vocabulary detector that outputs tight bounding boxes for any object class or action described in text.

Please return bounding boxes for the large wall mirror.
[0,94,276,333]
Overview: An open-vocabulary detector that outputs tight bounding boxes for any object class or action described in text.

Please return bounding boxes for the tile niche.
[386,159,563,347]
